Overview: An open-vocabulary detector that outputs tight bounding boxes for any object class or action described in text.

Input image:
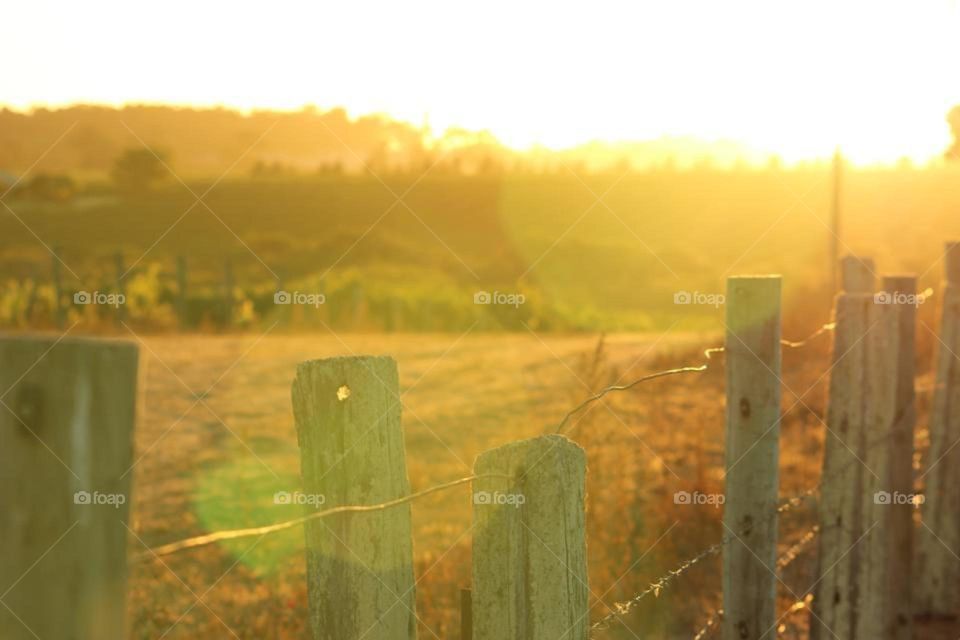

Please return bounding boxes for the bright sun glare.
[4,0,960,165]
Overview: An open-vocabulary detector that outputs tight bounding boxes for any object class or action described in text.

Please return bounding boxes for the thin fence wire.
[690,523,821,640]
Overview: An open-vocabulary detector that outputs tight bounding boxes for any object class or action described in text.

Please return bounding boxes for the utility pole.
[830,147,843,293]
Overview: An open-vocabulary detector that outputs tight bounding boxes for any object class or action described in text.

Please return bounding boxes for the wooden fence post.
[722,275,782,640]
[917,242,960,619]
[812,257,874,640]
[460,588,473,640]
[0,335,138,640]
[857,275,917,640]
[291,355,417,640]
[176,255,188,329]
[471,434,587,640]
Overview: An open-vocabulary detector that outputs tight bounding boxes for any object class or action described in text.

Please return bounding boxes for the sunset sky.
[5,0,960,164]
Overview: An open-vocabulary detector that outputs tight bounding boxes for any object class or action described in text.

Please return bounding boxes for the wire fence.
[133,319,854,636]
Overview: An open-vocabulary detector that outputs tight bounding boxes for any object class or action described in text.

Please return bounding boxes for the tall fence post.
[812,256,874,640]
[460,588,473,640]
[0,336,138,639]
[857,275,917,640]
[917,242,960,619]
[722,275,782,640]
[291,355,417,640]
[471,434,588,640]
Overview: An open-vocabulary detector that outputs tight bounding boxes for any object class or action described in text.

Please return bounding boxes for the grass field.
[4,168,960,333]
[122,328,875,639]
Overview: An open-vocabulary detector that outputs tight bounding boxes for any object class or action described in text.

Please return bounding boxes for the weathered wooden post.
[917,242,960,619]
[722,275,782,640]
[0,335,138,640]
[176,255,188,329]
[460,588,473,640]
[52,249,65,329]
[292,355,417,640]
[114,251,127,327]
[811,257,874,640]
[857,275,917,640]
[471,434,587,640]
[829,149,843,293]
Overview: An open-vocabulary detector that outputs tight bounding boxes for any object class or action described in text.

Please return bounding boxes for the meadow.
[2,166,959,335]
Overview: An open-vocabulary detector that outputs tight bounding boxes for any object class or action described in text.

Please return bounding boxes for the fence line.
[591,421,906,636]
[6,279,899,640]
[136,320,835,565]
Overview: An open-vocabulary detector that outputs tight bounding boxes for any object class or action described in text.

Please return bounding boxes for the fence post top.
[295,354,396,375]
[0,333,138,355]
[475,434,584,466]
[880,275,917,293]
[840,256,875,293]
[727,274,782,282]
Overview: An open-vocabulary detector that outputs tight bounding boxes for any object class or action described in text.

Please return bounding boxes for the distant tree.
[948,106,960,161]
[22,173,76,202]
[110,148,168,193]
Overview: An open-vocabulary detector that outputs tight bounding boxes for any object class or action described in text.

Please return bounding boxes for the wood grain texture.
[0,334,138,640]
[722,275,781,640]
[471,434,587,640]
[292,355,417,640]
[917,246,960,617]
[857,276,916,640]
[812,291,872,640]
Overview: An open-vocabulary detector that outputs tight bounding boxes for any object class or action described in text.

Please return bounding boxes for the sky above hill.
[5,0,960,164]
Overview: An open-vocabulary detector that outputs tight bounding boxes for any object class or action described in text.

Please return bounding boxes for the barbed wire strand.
[591,426,899,636]
[136,320,838,567]
[555,322,836,435]
[690,523,820,640]
[136,473,510,561]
